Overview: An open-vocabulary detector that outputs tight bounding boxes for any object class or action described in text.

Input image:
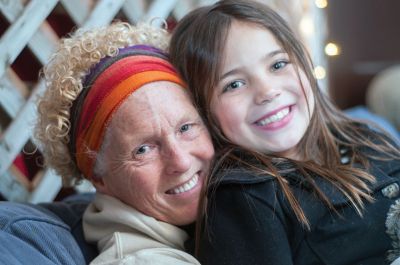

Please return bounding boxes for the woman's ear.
[90,176,110,195]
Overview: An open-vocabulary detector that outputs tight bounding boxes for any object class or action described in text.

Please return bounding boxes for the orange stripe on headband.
[75,60,186,179]
[77,56,176,134]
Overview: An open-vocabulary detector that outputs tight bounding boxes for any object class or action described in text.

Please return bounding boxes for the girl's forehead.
[226,21,283,47]
[223,22,282,57]
[232,20,296,53]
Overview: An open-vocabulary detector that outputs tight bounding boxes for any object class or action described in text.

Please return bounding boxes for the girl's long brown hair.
[169,0,400,253]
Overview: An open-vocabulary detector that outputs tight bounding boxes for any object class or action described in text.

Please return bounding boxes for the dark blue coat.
[198,152,400,265]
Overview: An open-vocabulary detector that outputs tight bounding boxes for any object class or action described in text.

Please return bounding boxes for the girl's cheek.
[219,103,244,132]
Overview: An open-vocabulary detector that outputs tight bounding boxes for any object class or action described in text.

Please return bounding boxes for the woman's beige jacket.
[83,193,200,265]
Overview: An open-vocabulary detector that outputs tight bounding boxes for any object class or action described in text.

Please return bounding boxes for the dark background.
[326,0,400,109]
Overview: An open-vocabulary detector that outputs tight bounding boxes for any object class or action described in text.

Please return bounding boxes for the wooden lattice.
[0,0,209,203]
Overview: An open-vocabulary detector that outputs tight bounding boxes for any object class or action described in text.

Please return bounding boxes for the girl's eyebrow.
[219,49,286,81]
[267,49,285,58]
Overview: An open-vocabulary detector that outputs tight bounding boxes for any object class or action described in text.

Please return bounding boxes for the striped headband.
[69,45,186,179]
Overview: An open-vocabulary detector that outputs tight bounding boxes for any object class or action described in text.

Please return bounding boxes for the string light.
[324,42,341,56]
[314,66,326,79]
[315,0,328,9]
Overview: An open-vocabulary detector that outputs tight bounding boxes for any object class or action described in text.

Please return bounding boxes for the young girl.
[169,0,400,264]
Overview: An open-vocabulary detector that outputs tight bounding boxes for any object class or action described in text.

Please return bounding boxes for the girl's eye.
[271,60,288,71]
[222,80,245,93]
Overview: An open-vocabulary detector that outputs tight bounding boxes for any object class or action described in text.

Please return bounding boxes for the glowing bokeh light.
[299,16,314,36]
[315,0,328,9]
[314,66,326,79]
[325,42,341,56]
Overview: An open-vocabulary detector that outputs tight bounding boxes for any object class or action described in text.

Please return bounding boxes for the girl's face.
[210,21,314,159]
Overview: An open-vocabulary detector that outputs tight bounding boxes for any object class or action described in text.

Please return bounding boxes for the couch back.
[0,193,98,264]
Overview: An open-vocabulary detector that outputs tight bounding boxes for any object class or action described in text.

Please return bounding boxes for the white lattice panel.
[0,0,196,203]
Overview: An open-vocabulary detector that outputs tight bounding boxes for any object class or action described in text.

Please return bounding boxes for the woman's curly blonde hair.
[34,22,170,187]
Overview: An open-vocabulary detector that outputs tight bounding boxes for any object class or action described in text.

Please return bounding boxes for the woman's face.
[95,81,214,225]
[211,21,314,159]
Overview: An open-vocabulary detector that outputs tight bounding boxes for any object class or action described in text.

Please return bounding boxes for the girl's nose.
[254,83,281,105]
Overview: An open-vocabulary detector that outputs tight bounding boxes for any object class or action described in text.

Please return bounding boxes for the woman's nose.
[164,142,192,175]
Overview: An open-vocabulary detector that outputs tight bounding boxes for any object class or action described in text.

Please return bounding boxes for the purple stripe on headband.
[123,45,167,55]
[83,45,168,86]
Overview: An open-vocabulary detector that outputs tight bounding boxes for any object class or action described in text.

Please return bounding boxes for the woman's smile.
[166,172,200,195]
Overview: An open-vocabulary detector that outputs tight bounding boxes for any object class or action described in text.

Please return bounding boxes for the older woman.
[34,22,214,264]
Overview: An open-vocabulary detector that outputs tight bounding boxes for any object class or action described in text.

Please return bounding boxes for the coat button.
[340,156,350,164]
[382,183,400,198]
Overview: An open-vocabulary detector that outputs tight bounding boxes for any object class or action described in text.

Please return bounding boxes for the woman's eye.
[179,122,201,140]
[271,60,288,71]
[180,123,192,133]
[222,80,245,93]
[131,144,158,162]
[135,145,151,155]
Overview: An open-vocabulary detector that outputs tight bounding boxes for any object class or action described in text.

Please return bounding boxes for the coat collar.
[213,157,400,206]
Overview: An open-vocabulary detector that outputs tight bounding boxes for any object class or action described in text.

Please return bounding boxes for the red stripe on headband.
[77,56,176,135]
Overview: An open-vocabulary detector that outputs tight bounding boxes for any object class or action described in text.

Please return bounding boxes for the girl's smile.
[210,21,314,159]
[253,105,294,130]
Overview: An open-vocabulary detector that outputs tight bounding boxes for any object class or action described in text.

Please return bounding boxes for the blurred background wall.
[326,0,400,108]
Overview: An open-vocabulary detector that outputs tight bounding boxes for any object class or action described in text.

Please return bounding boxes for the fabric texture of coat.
[198,139,400,265]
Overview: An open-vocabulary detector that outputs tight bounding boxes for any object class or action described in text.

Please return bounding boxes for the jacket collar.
[213,157,400,206]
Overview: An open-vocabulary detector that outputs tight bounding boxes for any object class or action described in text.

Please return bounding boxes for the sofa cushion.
[40,193,98,263]
[0,230,64,265]
[0,194,97,264]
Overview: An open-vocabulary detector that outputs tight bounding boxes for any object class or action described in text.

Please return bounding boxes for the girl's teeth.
[257,108,289,126]
[168,174,198,194]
